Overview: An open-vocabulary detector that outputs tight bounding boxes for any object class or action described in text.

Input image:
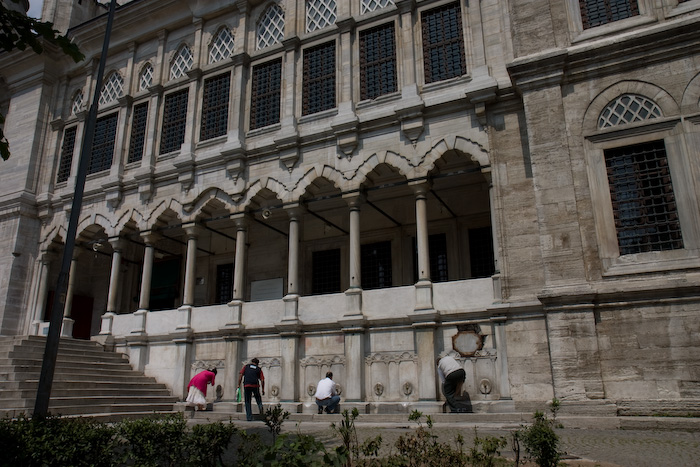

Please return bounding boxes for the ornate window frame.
[583,83,700,275]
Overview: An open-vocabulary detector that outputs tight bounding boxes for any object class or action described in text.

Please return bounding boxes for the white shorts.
[186,386,207,406]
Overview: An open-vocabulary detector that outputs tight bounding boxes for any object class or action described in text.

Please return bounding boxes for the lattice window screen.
[139,63,154,91]
[170,45,193,80]
[99,72,124,107]
[257,4,285,50]
[598,94,662,129]
[306,0,337,33]
[361,0,394,14]
[209,28,235,64]
[71,90,83,115]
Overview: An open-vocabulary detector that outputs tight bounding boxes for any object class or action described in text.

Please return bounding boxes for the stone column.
[342,328,365,402]
[181,223,200,308]
[226,214,248,328]
[224,335,243,401]
[343,194,364,317]
[411,182,434,313]
[137,231,158,312]
[491,316,512,399]
[31,251,53,332]
[106,238,123,314]
[487,172,503,301]
[279,332,300,405]
[283,205,302,322]
[61,251,79,337]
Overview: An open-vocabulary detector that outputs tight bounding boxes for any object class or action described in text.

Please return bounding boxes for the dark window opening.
[312,249,341,294]
[360,23,397,100]
[469,227,495,278]
[361,241,392,289]
[303,41,336,115]
[216,263,234,304]
[201,72,230,141]
[580,0,639,29]
[412,233,449,283]
[421,2,466,84]
[128,102,148,163]
[88,113,118,174]
[160,89,189,154]
[250,59,282,130]
[56,126,77,183]
[604,140,683,255]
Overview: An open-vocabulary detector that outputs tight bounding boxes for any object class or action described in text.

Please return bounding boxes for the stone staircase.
[0,335,178,420]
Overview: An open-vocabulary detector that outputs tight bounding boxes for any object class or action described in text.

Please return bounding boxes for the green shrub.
[117,413,188,466]
[514,401,562,467]
[185,420,238,466]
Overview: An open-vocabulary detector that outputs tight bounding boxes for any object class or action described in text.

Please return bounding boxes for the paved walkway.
[218,418,700,466]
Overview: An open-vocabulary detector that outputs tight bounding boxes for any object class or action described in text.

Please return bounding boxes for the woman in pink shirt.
[186,368,217,411]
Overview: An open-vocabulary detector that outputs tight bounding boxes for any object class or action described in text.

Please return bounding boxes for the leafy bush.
[513,399,562,467]
[117,413,188,466]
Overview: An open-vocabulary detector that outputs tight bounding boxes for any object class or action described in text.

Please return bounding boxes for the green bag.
[236,387,242,402]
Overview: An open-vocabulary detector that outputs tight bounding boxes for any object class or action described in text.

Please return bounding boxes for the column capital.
[140,229,160,245]
[182,222,203,238]
[343,191,365,208]
[408,178,432,197]
[284,203,305,220]
[108,236,124,251]
[230,212,250,229]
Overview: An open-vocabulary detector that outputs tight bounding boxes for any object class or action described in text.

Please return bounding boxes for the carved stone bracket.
[191,359,225,371]
[364,352,418,365]
[300,355,346,368]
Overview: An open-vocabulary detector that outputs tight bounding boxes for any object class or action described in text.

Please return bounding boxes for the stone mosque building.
[0,0,699,413]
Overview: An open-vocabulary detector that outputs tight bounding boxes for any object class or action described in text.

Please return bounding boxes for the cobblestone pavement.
[225,419,700,467]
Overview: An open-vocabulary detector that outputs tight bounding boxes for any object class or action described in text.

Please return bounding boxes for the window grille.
[56,126,77,183]
[250,59,282,130]
[421,2,466,84]
[360,23,397,100]
[209,28,235,64]
[306,0,337,33]
[99,72,124,107]
[160,89,189,154]
[361,0,394,15]
[128,102,148,163]
[598,94,662,129]
[302,41,336,116]
[88,113,118,174]
[139,63,153,91]
[361,241,392,289]
[468,227,495,278]
[71,90,83,115]
[580,0,639,29]
[257,4,285,50]
[312,249,341,294]
[216,263,234,304]
[170,45,193,80]
[201,73,230,141]
[604,140,683,255]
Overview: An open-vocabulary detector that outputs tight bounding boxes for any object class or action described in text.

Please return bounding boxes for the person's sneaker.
[318,406,324,414]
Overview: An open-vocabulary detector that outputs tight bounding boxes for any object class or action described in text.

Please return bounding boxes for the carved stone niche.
[452,324,484,357]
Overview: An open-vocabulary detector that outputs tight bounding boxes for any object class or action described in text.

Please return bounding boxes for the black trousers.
[442,368,466,412]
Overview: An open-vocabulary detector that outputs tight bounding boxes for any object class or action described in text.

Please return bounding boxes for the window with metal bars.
[302,41,336,116]
[160,89,189,154]
[250,59,282,130]
[361,241,392,289]
[56,126,77,183]
[421,2,466,84]
[412,233,449,283]
[579,0,639,29]
[360,23,397,100]
[128,102,148,163]
[604,140,683,255]
[201,72,230,141]
[311,248,341,294]
[469,227,495,278]
[88,113,118,174]
[216,263,234,304]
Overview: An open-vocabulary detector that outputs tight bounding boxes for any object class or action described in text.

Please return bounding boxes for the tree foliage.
[0,0,84,161]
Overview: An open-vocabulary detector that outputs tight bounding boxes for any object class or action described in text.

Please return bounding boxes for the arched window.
[139,63,154,91]
[256,4,285,50]
[598,94,662,129]
[170,45,193,80]
[361,0,394,15]
[99,71,124,106]
[306,0,337,33]
[71,89,84,115]
[209,27,235,64]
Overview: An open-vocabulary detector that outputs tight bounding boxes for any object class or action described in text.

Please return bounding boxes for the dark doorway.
[150,257,181,310]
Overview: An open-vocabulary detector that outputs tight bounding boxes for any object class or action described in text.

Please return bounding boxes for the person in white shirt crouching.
[314,371,340,414]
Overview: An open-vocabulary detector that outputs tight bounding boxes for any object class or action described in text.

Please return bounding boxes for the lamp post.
[34,0,118,418]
